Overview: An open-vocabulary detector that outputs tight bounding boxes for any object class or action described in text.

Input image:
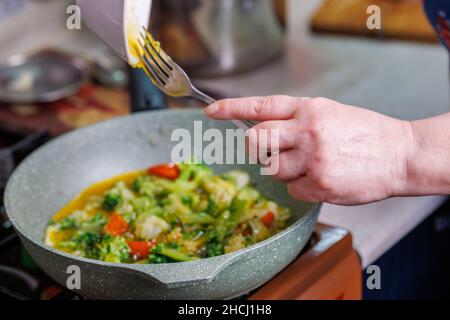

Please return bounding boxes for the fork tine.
[139,31,173,78]
[142,29,174,71]
[246,120,258,127]
[137,41,166,87]
[243,120,257,128]
[142,42,171,79]
[138,39,169,85]
[141,60,165,87]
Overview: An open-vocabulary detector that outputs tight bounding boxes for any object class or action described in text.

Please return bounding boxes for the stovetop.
[0,124,76,300]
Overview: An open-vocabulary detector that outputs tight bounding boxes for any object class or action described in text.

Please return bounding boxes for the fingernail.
[205,103,219,116]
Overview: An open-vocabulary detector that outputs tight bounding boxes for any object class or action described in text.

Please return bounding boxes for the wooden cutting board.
[311,0,437,42]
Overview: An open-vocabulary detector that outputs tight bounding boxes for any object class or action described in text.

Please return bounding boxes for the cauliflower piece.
[85,196,103,212]
[135,215,169,240]
[202,177,237,212]
[182,239,204,255]
[249,219,271,242]
[224,170,250,190]
[166,227,183,243]
[225,234,246,254]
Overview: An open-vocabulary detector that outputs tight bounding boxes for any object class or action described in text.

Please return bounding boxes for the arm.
[205,96,450,205]
[406,114,450,196]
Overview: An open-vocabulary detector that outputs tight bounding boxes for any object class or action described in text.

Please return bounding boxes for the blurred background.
[0,0,449,300]
[0,0,448,132]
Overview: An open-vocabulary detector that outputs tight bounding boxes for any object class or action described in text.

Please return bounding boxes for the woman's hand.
[205,96,414,205]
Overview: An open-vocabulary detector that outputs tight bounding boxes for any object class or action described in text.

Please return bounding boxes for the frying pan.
[4,109,320,299]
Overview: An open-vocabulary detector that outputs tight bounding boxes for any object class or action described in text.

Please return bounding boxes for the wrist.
[399,117,450,196]
[388,119,415,197]
[397,120,416,196]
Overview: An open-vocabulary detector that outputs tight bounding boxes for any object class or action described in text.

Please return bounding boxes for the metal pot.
[149,0,285,77]
[4,109,320,300]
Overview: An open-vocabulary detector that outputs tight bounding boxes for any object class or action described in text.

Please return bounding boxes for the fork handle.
[191,88,257,130]
[191,87,216,105]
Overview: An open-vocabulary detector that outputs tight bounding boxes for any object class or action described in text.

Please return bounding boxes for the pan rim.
[4,108,321,270]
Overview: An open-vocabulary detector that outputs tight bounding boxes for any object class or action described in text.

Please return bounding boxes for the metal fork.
[137,29,257,130]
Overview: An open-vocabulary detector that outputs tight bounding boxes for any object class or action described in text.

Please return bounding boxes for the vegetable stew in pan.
[45,163,292,264]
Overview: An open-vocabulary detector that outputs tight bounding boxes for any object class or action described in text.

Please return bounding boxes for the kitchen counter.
[196,0,450,268]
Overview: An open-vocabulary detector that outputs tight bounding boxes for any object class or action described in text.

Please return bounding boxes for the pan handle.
[124,250,248,289]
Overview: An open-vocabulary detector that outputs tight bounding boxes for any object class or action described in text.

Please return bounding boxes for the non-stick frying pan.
[4,109,320,299]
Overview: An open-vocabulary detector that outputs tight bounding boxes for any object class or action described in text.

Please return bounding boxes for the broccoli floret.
[102,182,134,211]
[59,217,77,230]
[178,162,213,183]
[97,235,130,263]
[150,243,197,262]
[131,176,150,194]
[167,242,180,249]
[63,232,130,262]
[131,196,155,216]
[79,214,107,233]
[148,244,174,264]
[75,231,102,246]
[206,242,224,258]
[205,228,220,242]
[180,193,201,211]
[61,231,103,259]
[214,211,235,241]
[148,253,173,264]
[120,211,135,224]
[131,177,143,193]
[229,187,261,221]
[181,194,192,206]
[102,191,122,211]
[203,228,225,257]
[162,193,191,222]
[132,176,170,197]
[204,199,217,216]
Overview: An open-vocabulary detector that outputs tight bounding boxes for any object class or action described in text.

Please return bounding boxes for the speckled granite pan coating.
[5,109,320,300]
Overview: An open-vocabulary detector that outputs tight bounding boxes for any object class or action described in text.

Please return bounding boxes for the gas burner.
[0,125,49,251]
[0,124,54,300]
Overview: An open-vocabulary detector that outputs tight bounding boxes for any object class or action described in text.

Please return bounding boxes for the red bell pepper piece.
[261,212,275,227]
[104,213,129,236]
[127,240,157,259]
[148,163,180,180]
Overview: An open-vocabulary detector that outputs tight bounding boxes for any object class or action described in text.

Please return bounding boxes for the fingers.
[247,120,299,153]
[205,96,307,121]
[287,176,327,203]
[270,149,308,182]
